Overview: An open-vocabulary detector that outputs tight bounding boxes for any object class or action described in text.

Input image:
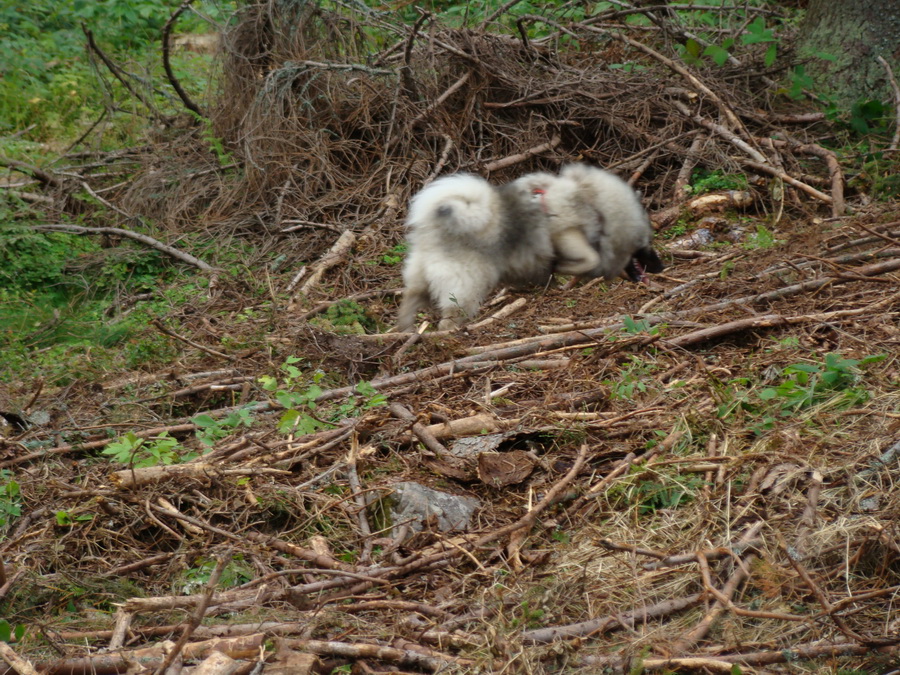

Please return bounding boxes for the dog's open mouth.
[624,246,665,283]
[625,256,647,283]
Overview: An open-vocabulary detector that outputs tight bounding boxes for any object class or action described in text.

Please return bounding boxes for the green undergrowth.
[86,356,386,470]
[0,206,208,385]
[717,351,886,435]
[593,348,887,520]
[0,0,232,145]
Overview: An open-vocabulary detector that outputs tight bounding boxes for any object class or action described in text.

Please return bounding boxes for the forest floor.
[1,4,899,674]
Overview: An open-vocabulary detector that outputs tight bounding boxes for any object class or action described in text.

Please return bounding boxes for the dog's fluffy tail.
[405,174,501,242]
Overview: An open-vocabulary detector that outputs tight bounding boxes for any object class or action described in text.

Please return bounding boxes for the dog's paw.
[438,318,462,331]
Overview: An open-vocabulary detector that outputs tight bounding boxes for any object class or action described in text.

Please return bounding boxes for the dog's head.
[506,173,558,211]
[624,246,664,283]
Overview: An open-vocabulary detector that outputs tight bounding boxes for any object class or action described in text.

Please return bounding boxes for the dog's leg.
[396,263,430,332]
[552,227,603,276]
[431,262,495,331]
[397,289,430,332]
[435,288,483,331]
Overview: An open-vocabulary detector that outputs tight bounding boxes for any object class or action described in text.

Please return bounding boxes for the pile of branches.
[3,0,864,270]
[192,0,850,255]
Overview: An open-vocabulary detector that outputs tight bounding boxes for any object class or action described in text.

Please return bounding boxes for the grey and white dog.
[396,173,555,332]
[517,164,664,282]
[396,165,663,331]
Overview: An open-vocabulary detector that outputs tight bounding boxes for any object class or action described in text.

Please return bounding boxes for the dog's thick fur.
[519,164,664,281]
[397,174,554,331]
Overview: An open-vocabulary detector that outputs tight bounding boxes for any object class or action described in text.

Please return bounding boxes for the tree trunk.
[795,0,900,105]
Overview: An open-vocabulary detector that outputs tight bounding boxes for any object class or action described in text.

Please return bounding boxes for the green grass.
[0,223,207,385]
[687,169,749,195]
[0,0,231,142]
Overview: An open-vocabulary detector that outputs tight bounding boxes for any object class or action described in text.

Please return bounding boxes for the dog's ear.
[635,246,664,273]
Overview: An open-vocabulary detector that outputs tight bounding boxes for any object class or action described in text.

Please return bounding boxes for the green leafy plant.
[260,358,387,435]
[377,243,406,266]
[634,473,704,514]
[312,299,377,335]
[603,354,658,400]
[335,380,388,418]
[193,407,255,447]
[758,353,884,412]
[847,99,890,136]
[0,620,25,644]
[55,510,93,526]
[702,39,734,67]
[786,64,815,100]
[687,169,748,195]
[0,471,22,528]
[260,359,329,434]
[180,554,253,594]
[856,156,900,200]
[102,431,198,467]
[740,16,777,67]
[662,223,688,239]
[509,600,546,629]
[551,529,570,545]
[621,315,661,336]
[192,111,233,165]
[742,225,782,250]
[718,353,886,433]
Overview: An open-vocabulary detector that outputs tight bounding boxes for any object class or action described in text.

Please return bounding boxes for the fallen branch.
[482,133,562,172]
[0,643,39,675]
[295,230,356,297]
[670,521,764,654]
[662,297,900,348]
[409,71,472,128]
[162,0,204,118]
[850,221,900,248]
[581,640,900,670]
[83,25,163,122]
[791,141,845,216]
[389,403,452,456]
[20,633,265,675]
[277,637,468,672]
[522,593,704,644]
[877,55,900,151]
[156,551,230,673]
[0,156,64,188]
[741,158,834,206]
[652,189,753,229]
[151,318,232,359]
[673,131,707,199]
[667,100,833,206]
[643,539,762,570]
[663,259,900,320]
[32,224,214,271]
[109,463,289,489]
[191,651,240,675]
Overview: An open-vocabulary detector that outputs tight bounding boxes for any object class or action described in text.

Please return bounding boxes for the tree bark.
[795,0,900,105]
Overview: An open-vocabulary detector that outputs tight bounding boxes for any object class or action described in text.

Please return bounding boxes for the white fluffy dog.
[396,173,555,331]
[518,164,664,282]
